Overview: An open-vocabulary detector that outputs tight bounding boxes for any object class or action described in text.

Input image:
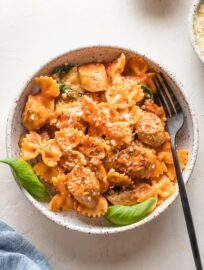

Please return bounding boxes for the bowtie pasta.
[20,53,188,219]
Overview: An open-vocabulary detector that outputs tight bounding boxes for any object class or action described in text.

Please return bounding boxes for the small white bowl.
[6,46,199,234]
[189,0,204,62]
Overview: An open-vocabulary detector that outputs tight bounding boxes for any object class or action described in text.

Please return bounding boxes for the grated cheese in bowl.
[193,1,204,58]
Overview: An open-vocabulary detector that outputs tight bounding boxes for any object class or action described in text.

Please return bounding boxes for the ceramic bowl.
[6,46,199,234]
[189,0,204,63]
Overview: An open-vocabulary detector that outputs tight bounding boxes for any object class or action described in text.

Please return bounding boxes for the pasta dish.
[19,53,188,219]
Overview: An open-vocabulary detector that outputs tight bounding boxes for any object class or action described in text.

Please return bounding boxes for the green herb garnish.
[0,158,50,201]
[141,85,154,101]
[106,197,156,226]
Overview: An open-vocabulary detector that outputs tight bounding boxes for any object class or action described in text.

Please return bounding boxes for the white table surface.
[0,0,204,269]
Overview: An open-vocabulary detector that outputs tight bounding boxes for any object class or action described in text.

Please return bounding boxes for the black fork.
[154,73,203,270]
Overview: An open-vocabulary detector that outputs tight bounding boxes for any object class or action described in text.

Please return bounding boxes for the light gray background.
[0,0,204,269]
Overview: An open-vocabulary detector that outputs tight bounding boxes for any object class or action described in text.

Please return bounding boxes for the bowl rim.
[189,0,204,63]
[6,45,199,234]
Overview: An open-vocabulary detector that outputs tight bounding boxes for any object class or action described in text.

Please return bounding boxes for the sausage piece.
[136,112,165,147]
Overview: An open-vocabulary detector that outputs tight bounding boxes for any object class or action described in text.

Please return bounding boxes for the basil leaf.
[0,158,50,201]
[106,197,156,226]
[141,85,154,101]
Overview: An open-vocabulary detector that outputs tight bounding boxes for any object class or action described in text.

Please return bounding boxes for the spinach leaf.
[77,92,85,97]
[51,63,73,83]
[60,83,85,101]
[60,84,72,93]
[141,85,154,101]
[106,197,156,226]
[67,96,78,102]
[0,158,50,201]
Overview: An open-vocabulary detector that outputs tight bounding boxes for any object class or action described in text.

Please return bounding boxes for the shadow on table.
[135,0,184,17]
[46,200,182,268]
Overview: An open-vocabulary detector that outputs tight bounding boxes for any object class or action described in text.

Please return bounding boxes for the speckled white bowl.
[6,46,199,234]
[189,0,204,63]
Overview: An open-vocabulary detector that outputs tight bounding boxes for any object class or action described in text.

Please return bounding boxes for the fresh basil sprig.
[141,85,154,101]
[106,197,156,226]
[0,158,50,201]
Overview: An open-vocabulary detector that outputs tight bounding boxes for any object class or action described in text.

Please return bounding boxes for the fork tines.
[154,73,182,118]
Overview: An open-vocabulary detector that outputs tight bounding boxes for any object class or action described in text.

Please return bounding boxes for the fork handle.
[171,142,203,270]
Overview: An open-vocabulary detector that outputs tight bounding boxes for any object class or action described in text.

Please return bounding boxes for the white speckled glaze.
[6,46,199,234]
[189,0,204,63]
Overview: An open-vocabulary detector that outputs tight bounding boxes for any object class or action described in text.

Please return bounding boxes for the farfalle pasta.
[19,53,189,219]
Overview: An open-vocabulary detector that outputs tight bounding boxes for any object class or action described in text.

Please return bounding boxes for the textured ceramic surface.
[6,46,199,234]
[189,0,204,63]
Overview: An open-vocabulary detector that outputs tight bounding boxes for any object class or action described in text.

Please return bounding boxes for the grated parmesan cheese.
[194,1,204,56]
